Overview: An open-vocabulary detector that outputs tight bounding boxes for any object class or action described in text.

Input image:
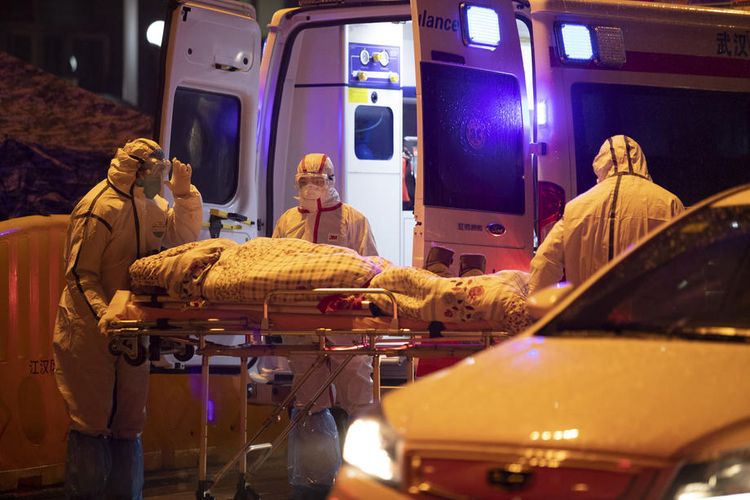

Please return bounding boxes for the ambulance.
[159,0,750,276]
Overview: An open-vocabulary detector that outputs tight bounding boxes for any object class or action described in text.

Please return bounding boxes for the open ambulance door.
[158,0,261,242]
[411,0,534,274]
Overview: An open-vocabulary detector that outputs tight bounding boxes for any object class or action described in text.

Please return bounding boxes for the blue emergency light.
[558,23,594,62]
[460,4,500,49]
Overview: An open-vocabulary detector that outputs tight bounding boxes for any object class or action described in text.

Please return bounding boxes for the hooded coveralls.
[272,153,377,256]
[528,135,684,294]
[272,153,378,493]
[52,138,202,497]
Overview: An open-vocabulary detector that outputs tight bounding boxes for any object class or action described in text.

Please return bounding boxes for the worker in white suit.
[53,138,202,498]
[272,153,377,499]
[273,153,378,255]
[529,134,684,294]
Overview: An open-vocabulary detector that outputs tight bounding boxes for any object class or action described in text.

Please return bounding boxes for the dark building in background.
[0,0,296,117]
[1,0,167,115]
[0,0,296,220]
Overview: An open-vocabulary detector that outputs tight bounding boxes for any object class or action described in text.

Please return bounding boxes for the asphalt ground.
[2,447,291,500]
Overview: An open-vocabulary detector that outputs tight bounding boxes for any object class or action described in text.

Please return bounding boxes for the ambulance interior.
[268,19,534,267]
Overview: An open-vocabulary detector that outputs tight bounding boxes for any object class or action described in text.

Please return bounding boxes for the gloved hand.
[167,158,192,197]
[98,313,115,337]
[99,292,132,337]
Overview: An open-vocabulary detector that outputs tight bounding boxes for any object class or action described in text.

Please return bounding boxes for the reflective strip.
[318,154,327,173]
[313,200,322,242]
[71,184,110,320]
[73,212,113,232]
[607,137,619,174]
[320,202,342,212]
[311,200,342,243]
[615,171,649,181]
[107,178,132,199]
[624,136,634,174]
[108,371,118,428]
[130,184,141,259]
[607,174,623,262]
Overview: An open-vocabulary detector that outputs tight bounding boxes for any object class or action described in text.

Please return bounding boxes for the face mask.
[136,174,162,199]
[300,185,325,201]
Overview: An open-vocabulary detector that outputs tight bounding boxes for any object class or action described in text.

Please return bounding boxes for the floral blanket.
[368,267,531,334]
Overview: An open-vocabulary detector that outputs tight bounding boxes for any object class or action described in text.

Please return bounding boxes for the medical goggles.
[129,154,171,177]
[295,173,330,187]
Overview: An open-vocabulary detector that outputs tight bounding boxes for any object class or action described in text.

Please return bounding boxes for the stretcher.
[106,287,512,499]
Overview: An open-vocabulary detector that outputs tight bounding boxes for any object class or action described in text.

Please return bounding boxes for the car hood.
[382,335,750,459]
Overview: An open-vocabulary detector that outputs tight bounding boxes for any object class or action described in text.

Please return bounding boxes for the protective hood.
[107,138,163,194]
[294,153,340,211]
[592,135,651,183]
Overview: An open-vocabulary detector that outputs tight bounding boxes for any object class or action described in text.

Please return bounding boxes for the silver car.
[332,183,750,500]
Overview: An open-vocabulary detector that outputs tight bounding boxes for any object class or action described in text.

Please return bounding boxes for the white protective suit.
[528,135,684,294]
[272,153,378,493]
[272,154,378,256]
[52,138,202,497]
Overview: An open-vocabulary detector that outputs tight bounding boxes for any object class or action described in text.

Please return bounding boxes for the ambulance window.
[421,62,525,214]
[169,87,241,204]
[354,105,394,160]
[571,83,750,205]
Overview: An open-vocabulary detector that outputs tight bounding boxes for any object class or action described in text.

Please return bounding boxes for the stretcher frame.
[107,287,510,499]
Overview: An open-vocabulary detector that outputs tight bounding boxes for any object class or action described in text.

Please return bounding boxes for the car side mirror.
[526,282,575,320]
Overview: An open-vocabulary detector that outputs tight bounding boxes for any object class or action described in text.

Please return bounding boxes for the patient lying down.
[127,237,531,334]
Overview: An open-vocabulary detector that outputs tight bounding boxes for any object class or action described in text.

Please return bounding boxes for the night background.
[0,0,295,220]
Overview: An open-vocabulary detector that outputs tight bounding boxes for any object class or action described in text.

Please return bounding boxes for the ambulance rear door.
[158,0,261,242]
[411,0,534,274]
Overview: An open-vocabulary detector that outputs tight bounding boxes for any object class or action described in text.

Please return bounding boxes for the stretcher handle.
[261,287,398,331]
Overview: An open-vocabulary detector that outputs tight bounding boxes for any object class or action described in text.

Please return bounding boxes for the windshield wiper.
[665,325,750,343]
[543,321,664,337]
[547,321,750,343]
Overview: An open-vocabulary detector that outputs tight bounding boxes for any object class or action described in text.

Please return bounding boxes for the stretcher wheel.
[173,344,195,362]
[123,342,147,366]
[196,480,215,499]
[108,339,121,357]
[233,479,260,500]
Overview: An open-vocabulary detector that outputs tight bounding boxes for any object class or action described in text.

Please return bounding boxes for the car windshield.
[537,196,750,340]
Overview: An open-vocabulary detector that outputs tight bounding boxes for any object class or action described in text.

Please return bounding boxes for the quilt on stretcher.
[367,267,531,334]
[128,238,531,333]
[128,237,387,302]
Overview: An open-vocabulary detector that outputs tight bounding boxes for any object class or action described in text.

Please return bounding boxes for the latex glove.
[98,309,121,337]
[167,158,192,197]
[99,307,122,337]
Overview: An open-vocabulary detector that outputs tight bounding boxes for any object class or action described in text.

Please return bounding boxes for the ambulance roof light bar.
[556,23,626,67]
[558,23,594,62]
[460,3,501,50]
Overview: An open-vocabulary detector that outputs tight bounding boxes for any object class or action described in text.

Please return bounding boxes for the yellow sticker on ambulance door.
[348,87,369,103]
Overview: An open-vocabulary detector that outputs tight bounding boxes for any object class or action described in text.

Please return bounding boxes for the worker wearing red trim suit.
[273,153,378,255]
[529,135,684,294]
[52,138,202,498]
[272,153,378,500]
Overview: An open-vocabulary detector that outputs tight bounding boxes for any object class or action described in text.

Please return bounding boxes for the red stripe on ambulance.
[549,48,750,78]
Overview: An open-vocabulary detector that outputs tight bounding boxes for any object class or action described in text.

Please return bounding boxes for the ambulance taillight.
[537,181,565,242]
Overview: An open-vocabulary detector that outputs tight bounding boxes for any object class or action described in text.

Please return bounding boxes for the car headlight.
[667,446,750,499]
[342,409,402,485]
